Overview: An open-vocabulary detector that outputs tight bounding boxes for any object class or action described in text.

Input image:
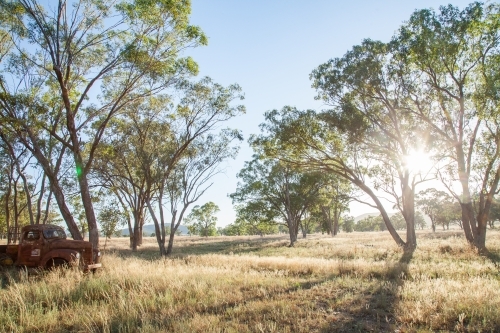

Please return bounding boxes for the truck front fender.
[41,249,80,268]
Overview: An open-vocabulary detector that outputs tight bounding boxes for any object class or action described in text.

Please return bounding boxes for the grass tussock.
[1,230,500,332]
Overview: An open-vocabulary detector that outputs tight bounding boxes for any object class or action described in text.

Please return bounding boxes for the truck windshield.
[43,229,66,239]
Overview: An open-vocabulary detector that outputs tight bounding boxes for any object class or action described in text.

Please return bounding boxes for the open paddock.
[1,230,499,332]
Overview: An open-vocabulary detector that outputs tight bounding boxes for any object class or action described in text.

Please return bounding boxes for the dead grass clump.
[396,276,500,331]
[439,244,453,253]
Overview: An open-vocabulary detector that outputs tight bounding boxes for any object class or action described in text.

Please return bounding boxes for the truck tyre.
[46,258,68,270]
[0,253,13,266]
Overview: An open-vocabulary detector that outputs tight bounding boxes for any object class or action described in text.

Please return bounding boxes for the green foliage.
[70,196,89,237]
[390,213,407,231]
[341,215,354,233]
[251,99,406,246]
[392,2,500,248]
[436,201,462,230]
[415,211,427,230]
[186,224,197,236]
[98,203,126,239]
[185,202,219,237]
[230,202,278,236]
[230,156,326,244]
[354,215,387,232]
[417,189,461,231]
[316,176,352,235]
[487,198,500,228]
[93,76,244,253]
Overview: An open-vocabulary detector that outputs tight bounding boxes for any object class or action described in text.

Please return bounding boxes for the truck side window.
[43,229,66,239]
[25,231,40,241]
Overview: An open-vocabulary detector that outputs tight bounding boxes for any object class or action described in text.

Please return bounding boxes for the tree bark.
[49,175,83,240]
[19,133,82,239]
[321,206,335,236]
[77,169,99,248]
[132,210,141,252]
[354,179,406,247]
[166,230,176,255]
[288,224,297,246]
[333,204,340,236]
[460,202,475,244]
[166,205,189,256]
[147,198,167,256]
[401,180,417,251]
[4,169,11,243]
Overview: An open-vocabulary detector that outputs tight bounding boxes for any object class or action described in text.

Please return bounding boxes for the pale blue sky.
[185,0,474,227]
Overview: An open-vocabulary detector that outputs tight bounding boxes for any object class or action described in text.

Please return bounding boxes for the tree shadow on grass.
[171,249,415,333]
[319,249,414,332]
[107,236,289,259]
[97,239,419,332]
[485,250,500,270]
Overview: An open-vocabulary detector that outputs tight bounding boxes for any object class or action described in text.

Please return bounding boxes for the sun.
[404,150,433,173]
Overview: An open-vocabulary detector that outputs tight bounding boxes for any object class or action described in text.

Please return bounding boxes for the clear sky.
[185,0,474,227]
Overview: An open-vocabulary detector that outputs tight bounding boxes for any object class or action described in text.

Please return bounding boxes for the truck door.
[17,230,43,266]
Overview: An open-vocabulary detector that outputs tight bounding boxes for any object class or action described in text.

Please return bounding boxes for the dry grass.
[1,230,500,332]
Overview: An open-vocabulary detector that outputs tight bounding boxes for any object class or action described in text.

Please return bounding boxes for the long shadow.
[105,277,333,332]
[168,248,415,333]
[319,249,414,332]
[106,236,289,259]
[485,250,500,270]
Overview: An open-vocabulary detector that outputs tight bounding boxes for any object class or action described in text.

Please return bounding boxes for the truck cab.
[0,224,101,271]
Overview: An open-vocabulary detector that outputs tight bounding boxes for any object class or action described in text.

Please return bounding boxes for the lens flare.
[404,150,432,172]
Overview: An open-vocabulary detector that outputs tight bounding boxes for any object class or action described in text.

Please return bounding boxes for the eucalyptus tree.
[141,78,244,255]
[98,201,125,249]
[486,198,500,229]
[0,131,58,236]
[309,37,440,250]
[298,211,317,238]
[318,176,352,236]
[231,156,325,246]
[415,211,427,230]
[94,78,244,253]
[150,129,242,256]
[252,42,429,251]
[438,201,463,230]
[342,215,355,233]
[416,188,452,232]
[0,136,34,225]
[0,147,11,235]
[184,202,219,237]
[233,201,279,236]
[253,107,409,248]
[0,86,79,236]
[355,215,386,232]
[0,0,207,248]
[393,2,500,251]
[92,104,154,250]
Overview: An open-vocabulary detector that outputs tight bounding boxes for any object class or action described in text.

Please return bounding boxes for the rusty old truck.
[0,224,101,271]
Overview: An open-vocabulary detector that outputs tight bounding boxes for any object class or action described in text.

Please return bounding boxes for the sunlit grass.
[1,230,500,332]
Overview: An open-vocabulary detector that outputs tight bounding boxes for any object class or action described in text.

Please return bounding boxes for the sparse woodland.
[1,231,500,332]
[1,1,500,332]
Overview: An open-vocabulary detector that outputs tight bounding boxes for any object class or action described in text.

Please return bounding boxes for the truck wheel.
[47,258,68,270]
[0,253,13,266]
